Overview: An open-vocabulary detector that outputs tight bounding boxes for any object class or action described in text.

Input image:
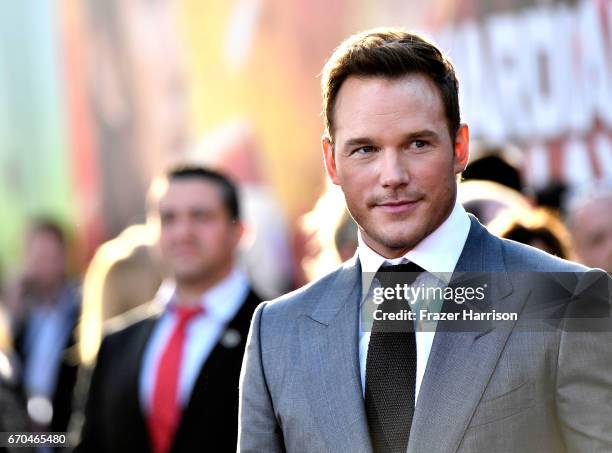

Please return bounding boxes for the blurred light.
[27,395,53,425]
[0,353,14,383]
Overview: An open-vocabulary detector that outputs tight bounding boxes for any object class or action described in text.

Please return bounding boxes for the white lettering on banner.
[487,12,534,139]
[564,5,593,135]
[578,1,612,129]
[524,7,566,139]
[436,0,611,142]
[458,21,505,143]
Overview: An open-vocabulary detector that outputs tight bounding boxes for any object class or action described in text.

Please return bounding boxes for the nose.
[379,149,410,188]
[171,217,196,242]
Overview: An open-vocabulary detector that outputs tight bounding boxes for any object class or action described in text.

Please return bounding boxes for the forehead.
[333,74,447,143]
[158,178,224,211]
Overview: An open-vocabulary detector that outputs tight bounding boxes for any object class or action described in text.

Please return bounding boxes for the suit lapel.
[300,257,373,453]
[408,217,525,453]
[172,290,258,446]
[122,307,163,452]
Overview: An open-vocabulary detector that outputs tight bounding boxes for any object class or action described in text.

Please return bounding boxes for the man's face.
[571,197,612,273]
[323,74,469,258]
[157,178,242,285]
[24,231,66,289]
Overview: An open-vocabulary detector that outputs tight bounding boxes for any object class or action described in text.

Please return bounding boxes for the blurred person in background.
[458,179,532,225]
[334,210,359,263]
[461,141,524,193]
[70,224,163,439]
[78,165,260,453]
[488,208,574,259]
[566,184,612,273]
[78,224,162,368]
[298,183,358,282]
[5,219,81,437]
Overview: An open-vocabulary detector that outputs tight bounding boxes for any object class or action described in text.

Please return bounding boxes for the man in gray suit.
[238,28,612,452]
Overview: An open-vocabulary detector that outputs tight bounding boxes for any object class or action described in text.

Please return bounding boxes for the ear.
[322,137,340,185]
[232,221,245,247]
[453,123,470,175]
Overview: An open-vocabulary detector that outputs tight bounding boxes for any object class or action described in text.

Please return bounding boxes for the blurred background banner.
[0,1,75,274]
[0,0,609,275]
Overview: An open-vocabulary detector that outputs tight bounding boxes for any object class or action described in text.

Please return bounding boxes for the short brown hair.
[28,218,66,248]
[321,28,460,142]
[147,164,240,221]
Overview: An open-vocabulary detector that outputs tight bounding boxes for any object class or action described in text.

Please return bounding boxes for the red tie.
[148,305,203,453]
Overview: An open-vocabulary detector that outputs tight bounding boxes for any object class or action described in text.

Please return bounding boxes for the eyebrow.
[342,130,441,148]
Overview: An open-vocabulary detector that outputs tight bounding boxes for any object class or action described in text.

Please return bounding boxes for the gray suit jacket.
[239,216,612,452]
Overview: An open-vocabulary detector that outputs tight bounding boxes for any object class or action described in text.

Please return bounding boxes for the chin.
[384,224,424,245]
[174,268,207,283]
[371,232,419,254]
[385,237,420,252]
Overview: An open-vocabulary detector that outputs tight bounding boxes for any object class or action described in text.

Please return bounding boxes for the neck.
[174,264,233,306]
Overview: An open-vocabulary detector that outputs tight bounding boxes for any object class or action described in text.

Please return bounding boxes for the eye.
[192,210,214,222]
[160,212,175,225]
[408,139,433,152]
[353,145,376,155]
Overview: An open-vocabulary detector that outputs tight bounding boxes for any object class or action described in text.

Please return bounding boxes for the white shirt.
[139,268,249,413]
[358,198,471,403]
[23,284,79,401]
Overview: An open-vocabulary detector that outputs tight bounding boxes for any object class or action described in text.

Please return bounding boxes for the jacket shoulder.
[101,302,159,347]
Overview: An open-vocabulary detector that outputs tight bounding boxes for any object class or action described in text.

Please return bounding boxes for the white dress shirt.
[23,283,79,402]
[139,268,249,414]
[358,198,471,403]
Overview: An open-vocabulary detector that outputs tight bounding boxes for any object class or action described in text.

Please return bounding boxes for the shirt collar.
[156,267,249,323]
[358,197,471,277]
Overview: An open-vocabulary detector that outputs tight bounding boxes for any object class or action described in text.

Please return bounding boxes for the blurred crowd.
[0,139,610,452]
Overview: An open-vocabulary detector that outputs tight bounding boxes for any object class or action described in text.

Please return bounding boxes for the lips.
[374,199,421,214]
[170,245,200,257]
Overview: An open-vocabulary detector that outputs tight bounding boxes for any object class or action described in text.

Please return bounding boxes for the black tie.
[365,262,424,453]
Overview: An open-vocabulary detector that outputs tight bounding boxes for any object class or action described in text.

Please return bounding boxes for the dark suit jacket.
[13,283,80,434]
[77,288,260,453]
[0,352,33,453]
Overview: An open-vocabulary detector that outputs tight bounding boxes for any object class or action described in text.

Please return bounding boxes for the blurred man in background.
[79,223,162,368]
[458,179,532,226]
[6,220,80,437]
[488,207,574,260]
[566,184,612,273]
[78,165,260,453]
